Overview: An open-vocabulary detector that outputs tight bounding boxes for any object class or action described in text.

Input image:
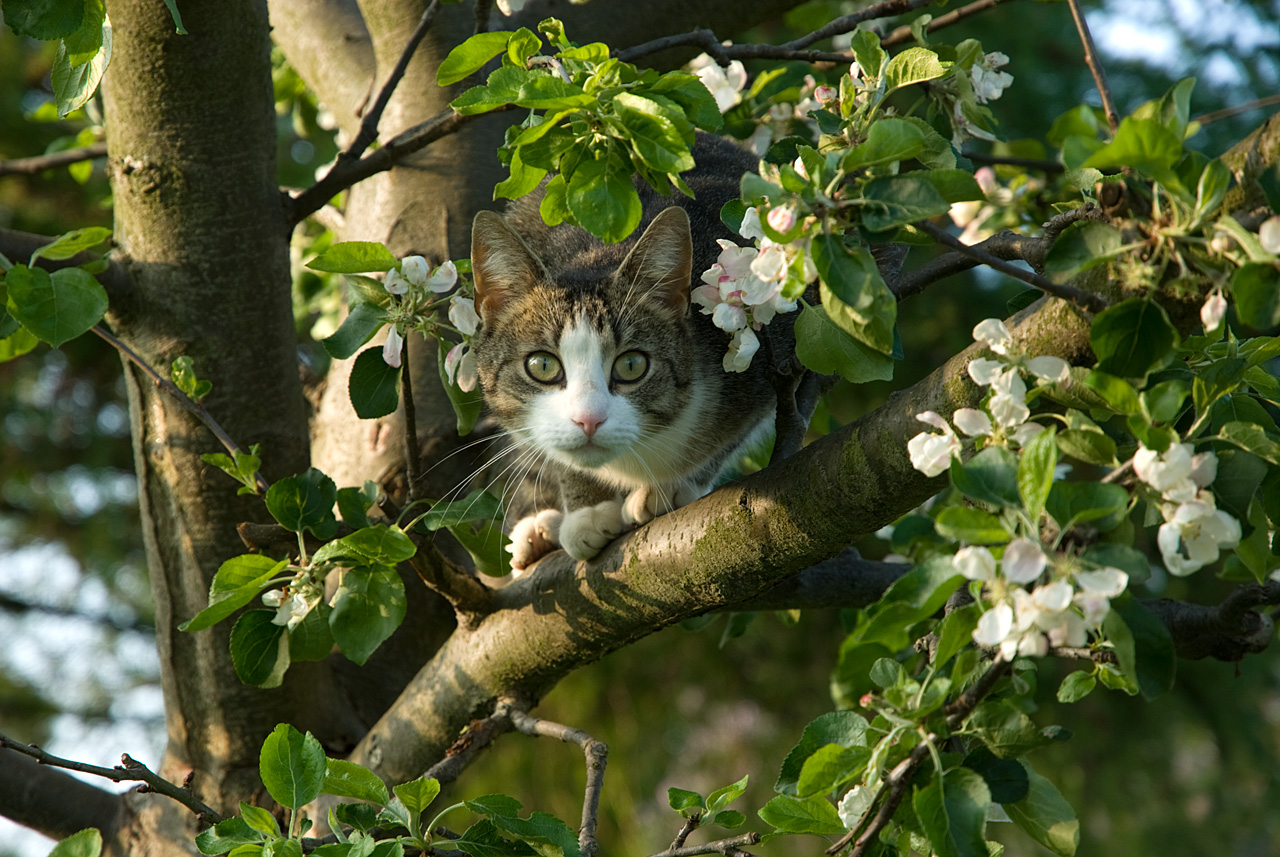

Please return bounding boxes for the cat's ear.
[471,210,544,319]
[619,207,693,313]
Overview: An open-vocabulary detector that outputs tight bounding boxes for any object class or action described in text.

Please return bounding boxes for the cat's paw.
[621,482,710,527]
[560,500,624,561]
[507,508,564,572]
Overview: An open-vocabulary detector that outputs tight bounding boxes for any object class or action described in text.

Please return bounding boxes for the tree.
[1,1,1279,856]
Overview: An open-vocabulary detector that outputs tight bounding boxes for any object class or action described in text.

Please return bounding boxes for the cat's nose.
[572,413,606,438]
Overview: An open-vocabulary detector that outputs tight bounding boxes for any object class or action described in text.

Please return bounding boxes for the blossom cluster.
[907,318,1067,476]
[694,206,806,372]
[380,255,479,391]
[261,573,325,631]
[1134,442,1240,576]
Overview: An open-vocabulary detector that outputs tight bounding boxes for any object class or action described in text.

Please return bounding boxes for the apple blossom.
[1010,422,1046,447]
[691,55,748,112]
[989,369,1030,427]
[953,408,993,438]
[1025,356,1069,384]
[1134,442,1214,503]
[973,603,1013,647]
[955,545,996,581]
[967,357,1005,386]
[739,207,765,241]
[1259,215,1280,254]
[907,411,962,476]
[970,52,1013,103]
[426,260,459,293]
[382,325,404,368]
[1002,537,1046,583]
[973,318,1014,355]
[495,0,525,15]
[838,786,874,829]
[445,342,478,392]
[400,255,429,285]
[449,295,480,336]
[767,204,797,234]
[724,327,759,373]
[1200,291,1227,331]
[384,268,413,296]
[1157,492,1241,576]
[712,301,749,333]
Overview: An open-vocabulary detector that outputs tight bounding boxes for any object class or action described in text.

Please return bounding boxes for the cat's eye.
[612,351,649,383]
[525,351,563,384]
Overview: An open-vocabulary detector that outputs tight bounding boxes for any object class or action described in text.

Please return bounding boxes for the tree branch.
[421,708,512,786]
[615,29,850,65]
[1146,583,1280,662]
[0,752,122,843]
[783,0,935,50]
[0,226,133,300]
[914,220,1109,313]
[0,732,223,824]
[881,0,1021,48]
[1065,0,1119,133]
[503,704,609,857]
[646,832,762,857]
[0,142,108,176]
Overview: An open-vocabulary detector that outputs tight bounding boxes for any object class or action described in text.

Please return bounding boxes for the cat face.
[471,208,703,484]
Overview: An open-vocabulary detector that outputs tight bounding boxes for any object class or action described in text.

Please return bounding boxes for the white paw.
[621,482,709,528]
[508,508,564,572]
[560,500,624,561]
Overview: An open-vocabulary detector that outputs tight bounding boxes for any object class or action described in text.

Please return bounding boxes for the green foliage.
[260,724,327,810]
[178,555,288,633]
[171,355,213,401]
[202,444,264,496]
[46,829,102,857]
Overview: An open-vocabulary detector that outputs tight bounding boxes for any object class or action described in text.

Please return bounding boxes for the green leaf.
[794,303,894,383]
[916,168,984,203]
[566,150,642,243]
[1134,77,1195,140]
[962,746,1029,804]
[494,147,548,201]
[1232,263,1280,331]
[337,481,379,528]
[229,610,290,688]
[1046,481,1129,532]
[1043,222,1122,284]
[842,118,925,171]
[51,21,111,118]
[860,175,951,232]
[436,337,483,436]
[171,355,213,401]
[775,711,869,796]
[329,566,407,666]
[1083,117,1184,188]
[1017,426,1058,521]
[468,795,580,857]
[951,446,1020,508]
[48,829,103,857]
[259,723,326,810]
[1054,428,1116,467]
[852,556,964,649]
[4,0,85,39]
[667,787,704,816]
[814,236,895,355]
[161,0,186,33]
[757,794,845,836]
[934,507,1011,544]
[1217,421,1280,465]
[614,92,695,174]
[913,768,990,857]
[393,776,441,816]
[307,242,399,274]
[438,31,514,86]
[239,801,282,838]
[287,601,334,662]
[651,71,723,131]
[322,301,388,360]
[29,226,112,263]
[5,264,107,347]
[421,489,503,530]
[195,817,262,855]
[179,555,288,633]
[322,758,390,805]
[1048,105,1100,147]
[1105,595,1176,699]
[1090,299,1179,379]
[1080,543,1150,585]
[1193,158,1231,223]
[265,467,338,539]
[1004,763,1079,856]
[795,744,869,798]
[1143,379,1190,424]
[706,775,749,813]
[964,700,1052,759]
[708,809,746,829]
[1083,370,1140,414]
[340,525,416,564]
[883,46,949,91]
[1056,670,1097,703]
[849,29,887,80]
[934,603,981,668]
[349,345,401,419]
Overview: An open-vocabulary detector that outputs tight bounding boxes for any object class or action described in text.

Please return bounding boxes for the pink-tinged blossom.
[426,260,459,293]
[449,295,479,336]
[750,243,790,283]
[814,84,838,104]
[445,342,478,392]
[724,327,759,372]
[767,205,797,234]
[1002,537,1046,584]
[382,326,404,368]
[712,302,749,333]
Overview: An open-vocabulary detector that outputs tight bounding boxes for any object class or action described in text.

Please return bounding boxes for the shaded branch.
[646,833,762,857]
[0,732,222,824]
[503,704,609,857]
[1065,0,1119,133]
[0,752,122,842]
[422,708,512,786]
[1194,94,1280,126]
[914,220,1108,313]
[1146,582,1280,662]
[615,30,851,65]
[881,0,1020,47]
[405,538,494,626]
[783,0,934,50]
[719,551,908,613]
[0,590,154,635]
[0,142,108,176]
[346,0,443,163]
[0,226,133,299]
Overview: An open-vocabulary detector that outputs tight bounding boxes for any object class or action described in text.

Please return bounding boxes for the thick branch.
[647,833,762,857]
[1146,583,1280,662]
[0,752,122,843]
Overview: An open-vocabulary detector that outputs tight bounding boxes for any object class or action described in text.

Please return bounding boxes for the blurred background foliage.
[2,0,1279,855]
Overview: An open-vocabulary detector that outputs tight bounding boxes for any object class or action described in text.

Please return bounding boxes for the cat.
[469,134,787,570]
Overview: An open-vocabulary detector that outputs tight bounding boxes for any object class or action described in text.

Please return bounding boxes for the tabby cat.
[470,134,786,570]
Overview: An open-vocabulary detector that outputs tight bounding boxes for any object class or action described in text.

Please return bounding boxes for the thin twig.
[1066,0,1118,133]
[646,832,762,857]
[422,709,513,786]
[669,815,701,851]
[399,332,423,503]
[914,220,1108,313]
[346,0,443,163]
[0,142,108,176]
[1193,94,1280,126]
[893,229,1051,301]
[91,325,270,493]
[614,30,849,65]
[0,732,223,824]
[783,0,935,50]
[881,0,1019,47]
[504,705,609,857]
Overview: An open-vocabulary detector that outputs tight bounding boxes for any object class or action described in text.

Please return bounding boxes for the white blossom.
[1201,291,1227,331]
[739,207,765,241]
[1076,567,1129,598]
[1002,537,1046,584]
[426,260,459,293]
[953,408,993,438]
[1134,442,1208,503]
[495,0,525,15]
[989,369,1030,428]
[1259,215,1280,254]
[1025,356,1069,384]
[692,55,748,112]
[955,546,996,581]
[449,295,480,336]
[838,786,874,829]
[384,268,412,296]
[974,603,1013,647]
[400,255,429,286]
[907,411,962,476]
[1011,422,1046,447]
[724,327,759,372]
[970,52,1014,104]
[1157,492,1241,576]
[973,318,1013,355]
[445,342,478,392]
[382,325,404,368]
[967,357,1005,386]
